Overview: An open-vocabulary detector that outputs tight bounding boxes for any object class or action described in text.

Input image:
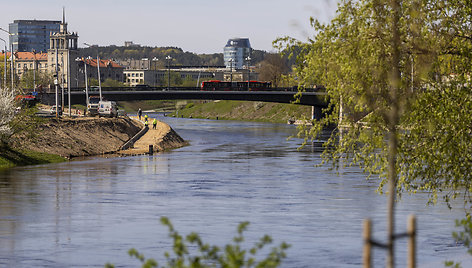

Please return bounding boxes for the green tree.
[101,78,125,87]
[19,70,53,90]
[256,53,289,87]
[276,0,472,266]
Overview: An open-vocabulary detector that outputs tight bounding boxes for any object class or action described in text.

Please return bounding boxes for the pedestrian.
[144,114,148,122]
[144,120,149,128]
[152,118,157,129]
[138,108,142,120]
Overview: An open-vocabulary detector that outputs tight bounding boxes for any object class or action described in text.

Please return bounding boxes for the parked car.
[49,105,62,116]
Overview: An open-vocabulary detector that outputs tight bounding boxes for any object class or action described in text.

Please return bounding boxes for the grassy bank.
[118,100,178,113]
[0,146,66,169]
[171,100,313,123]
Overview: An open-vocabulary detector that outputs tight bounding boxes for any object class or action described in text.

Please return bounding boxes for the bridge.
[39,87,329,119]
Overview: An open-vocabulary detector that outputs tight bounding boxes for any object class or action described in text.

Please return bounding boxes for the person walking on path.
[144,114,148,122]
[138,108,142,120]
[152,118,157,129]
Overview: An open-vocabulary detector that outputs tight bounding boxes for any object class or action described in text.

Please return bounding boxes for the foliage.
[78,45,228,67]
[445,214,472,268]
[18,69,54,90]
[101,78,126,87]
[106,217,289,268]
[8,105,47,148]
[256,53,290,87]
[275,0,472,265]
[276,0,472,209]
[0,86,15,144]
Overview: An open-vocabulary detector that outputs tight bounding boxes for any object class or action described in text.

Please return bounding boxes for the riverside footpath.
[118,116,187,155]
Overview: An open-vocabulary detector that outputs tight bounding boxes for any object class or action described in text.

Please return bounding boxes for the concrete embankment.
[14,116,186,158]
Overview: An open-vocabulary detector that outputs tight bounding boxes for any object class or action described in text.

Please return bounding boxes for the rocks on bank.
[15,117,186,158]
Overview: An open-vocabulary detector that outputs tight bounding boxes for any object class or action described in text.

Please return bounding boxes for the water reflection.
[0,117,469,267]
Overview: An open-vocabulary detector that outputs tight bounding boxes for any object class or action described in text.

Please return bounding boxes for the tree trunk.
[387,0,402,267]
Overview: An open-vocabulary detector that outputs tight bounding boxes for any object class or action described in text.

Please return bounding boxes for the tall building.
[223,38,251,70]
[47,10,79,90]
[9,20,61,52]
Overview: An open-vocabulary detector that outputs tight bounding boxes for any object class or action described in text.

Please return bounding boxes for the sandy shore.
[118,116,187,155]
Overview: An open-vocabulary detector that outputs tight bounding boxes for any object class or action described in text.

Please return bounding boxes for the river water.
[0,115,469,267]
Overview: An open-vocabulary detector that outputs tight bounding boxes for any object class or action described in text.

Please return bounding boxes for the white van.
[98,101,118,117]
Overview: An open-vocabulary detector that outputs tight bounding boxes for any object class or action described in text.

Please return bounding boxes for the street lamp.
[152,57,159,70]
[75,57,90,110]
[151,57,159,86]
[166,55,172,90]
[245,56,251,90]
[0,27,14,90]
[32,50,36,91]
[84,43,102,100]
[0,37,6,90]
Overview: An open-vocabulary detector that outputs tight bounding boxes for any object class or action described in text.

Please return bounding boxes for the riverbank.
[119,116,187,155]
[171,100,313,123]
[0,146,67,169]
[1,116,186,169]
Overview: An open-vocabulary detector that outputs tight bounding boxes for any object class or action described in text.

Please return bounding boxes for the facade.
[117,58,159,70]
[223,38,251,70]
[9,20,61,52]
[13,51,48,77]
[76,58,124,87]
[124,68,222,87]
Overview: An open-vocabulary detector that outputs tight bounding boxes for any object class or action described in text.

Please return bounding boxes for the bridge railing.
[25,86,326,94]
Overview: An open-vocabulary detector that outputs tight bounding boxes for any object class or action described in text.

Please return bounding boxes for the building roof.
[14,51,48,61]
[82,58,124,69]
[225,38,251,48]
[12,20,61,24]
[0,52,48,61]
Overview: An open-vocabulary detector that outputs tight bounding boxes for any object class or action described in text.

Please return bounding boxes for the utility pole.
[67,50,71,116]
[55,47,59,117]
[0,37,6,90]
[166,55,172,90]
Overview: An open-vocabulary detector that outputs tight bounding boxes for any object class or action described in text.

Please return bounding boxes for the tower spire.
[62,7,65,24]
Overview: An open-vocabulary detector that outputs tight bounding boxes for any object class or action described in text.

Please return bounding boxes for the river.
[0,115,469,267]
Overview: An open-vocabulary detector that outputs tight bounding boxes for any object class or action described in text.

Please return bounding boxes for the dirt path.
[118,117,186,155]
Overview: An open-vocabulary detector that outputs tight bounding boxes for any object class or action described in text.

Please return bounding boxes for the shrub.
[106,217,289,268]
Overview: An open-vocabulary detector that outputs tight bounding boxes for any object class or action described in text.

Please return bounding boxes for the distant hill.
[78,45,268,67]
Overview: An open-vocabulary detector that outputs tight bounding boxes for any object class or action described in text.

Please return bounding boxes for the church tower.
[47,8,79,90]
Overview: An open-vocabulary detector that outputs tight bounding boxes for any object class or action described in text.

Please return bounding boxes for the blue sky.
[2,0,339,54]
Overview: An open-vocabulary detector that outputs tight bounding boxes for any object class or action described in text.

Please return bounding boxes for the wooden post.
[408,215,416,268]
[363,219,372,268]
[149,145,153,155]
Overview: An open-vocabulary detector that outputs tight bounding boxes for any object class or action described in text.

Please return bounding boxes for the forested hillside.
[78,46,267,67]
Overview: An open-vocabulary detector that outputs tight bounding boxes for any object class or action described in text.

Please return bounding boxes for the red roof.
[15,51,48,61]
[81,58,124,69]
[0,51,48,61]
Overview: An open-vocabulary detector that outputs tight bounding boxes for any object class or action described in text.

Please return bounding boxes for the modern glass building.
[223,38,251,70]
[9,20,61,52]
